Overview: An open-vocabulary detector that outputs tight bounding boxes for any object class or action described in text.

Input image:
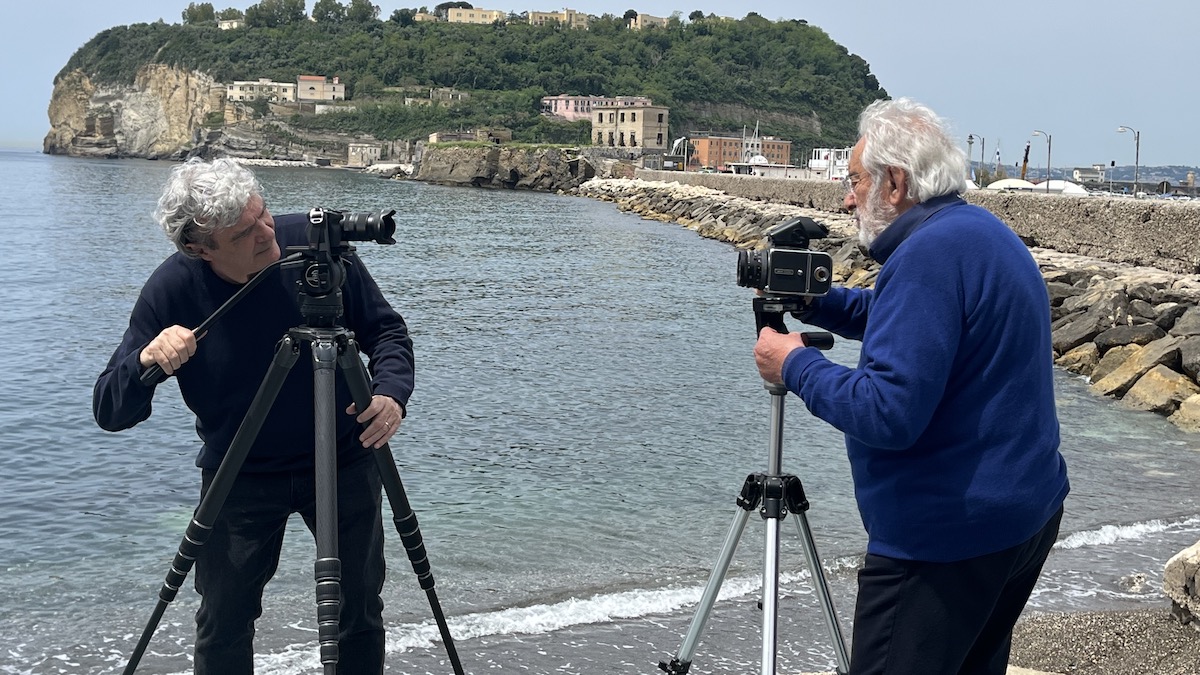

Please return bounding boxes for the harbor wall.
[636,169,1200,275]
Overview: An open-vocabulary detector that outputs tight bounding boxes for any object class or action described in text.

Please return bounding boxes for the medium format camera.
[736,216,833,296]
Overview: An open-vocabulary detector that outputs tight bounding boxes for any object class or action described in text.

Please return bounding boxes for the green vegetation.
[59,7,887,159]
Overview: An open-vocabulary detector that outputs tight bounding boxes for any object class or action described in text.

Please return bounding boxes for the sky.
[3,0,1194,169]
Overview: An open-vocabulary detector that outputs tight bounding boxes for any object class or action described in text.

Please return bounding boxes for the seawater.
[1,148,1198,674]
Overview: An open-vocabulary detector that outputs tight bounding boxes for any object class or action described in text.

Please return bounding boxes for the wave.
[195,555,863,675]
[1055,514,1200,550]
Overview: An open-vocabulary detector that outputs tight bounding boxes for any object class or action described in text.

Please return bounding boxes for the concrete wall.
[637,169,1200,275]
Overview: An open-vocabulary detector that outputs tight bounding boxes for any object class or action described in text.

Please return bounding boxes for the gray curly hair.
[154,158,262,257]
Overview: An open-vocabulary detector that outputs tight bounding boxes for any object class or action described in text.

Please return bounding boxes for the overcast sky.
[3,1,1191,169]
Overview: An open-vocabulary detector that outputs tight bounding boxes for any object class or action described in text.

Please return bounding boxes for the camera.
[307,207,397,248]
[736,216,833,297]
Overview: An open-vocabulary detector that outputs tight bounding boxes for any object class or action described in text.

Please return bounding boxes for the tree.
[346,0,380,22]
[216,7,244,20]
[623,9,637,21]
[688,10,704,22]
[245,0,306,28]
[312,0,347,23]
[182,2,216,24]
[389,8,416,25]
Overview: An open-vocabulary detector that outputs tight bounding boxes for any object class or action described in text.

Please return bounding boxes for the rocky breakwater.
[573,178,1200,434]
[44,65,223,159]
[414,145,595,191]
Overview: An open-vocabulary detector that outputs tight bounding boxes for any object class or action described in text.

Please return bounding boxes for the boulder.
[1090,336,1185,397]
[1122,365,1200,414]
[1164,540,1200,631]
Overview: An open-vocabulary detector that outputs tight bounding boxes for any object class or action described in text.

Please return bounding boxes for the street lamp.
[967,134,985,180]
[1117,125,1140,197]
[1032,130,1052,193]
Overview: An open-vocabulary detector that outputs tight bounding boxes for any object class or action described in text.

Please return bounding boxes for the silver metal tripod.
[660,380,850,675]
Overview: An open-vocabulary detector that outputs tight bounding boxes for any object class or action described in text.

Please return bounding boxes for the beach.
[1009,607,1200,675]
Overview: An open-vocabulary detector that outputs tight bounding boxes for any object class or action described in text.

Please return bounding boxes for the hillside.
[56,12,887,159]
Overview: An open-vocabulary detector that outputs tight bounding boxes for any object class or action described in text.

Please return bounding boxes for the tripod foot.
[658,657,691,674]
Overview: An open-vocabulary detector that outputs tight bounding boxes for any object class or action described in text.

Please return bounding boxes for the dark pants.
[849,507,1063,675]
[193,452,386,675]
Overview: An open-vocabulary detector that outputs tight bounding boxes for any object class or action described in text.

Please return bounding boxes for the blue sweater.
[93,214,415,472]
[783,195,1068,562]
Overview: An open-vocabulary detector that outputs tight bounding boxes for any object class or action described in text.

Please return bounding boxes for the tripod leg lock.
[736,473,765,511]
[757,474,810,520]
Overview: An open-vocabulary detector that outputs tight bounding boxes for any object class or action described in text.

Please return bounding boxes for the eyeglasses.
[843,172,863,193]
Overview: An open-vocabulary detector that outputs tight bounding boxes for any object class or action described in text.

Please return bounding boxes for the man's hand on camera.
[348,395,404,449]
[139,325,197,375]
[754,327,807,384]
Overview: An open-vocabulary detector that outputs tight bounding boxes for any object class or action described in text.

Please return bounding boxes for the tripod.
[122,241,465,674]
[660,299,850,675]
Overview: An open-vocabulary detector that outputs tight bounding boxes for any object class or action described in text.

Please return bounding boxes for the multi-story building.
[629,13,669,30]
[689,133,793,171]
[297,75,345,101]
[218,19,244,30]
[446,7,505,24]
[542,95,652,123]
[226,78,296,103]
[592,105,669,151]
[528,8,589,29]
[413,12,438,22]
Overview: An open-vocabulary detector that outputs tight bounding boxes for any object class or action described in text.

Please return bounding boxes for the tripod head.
[283,208,397,327]
[753,296,833,349]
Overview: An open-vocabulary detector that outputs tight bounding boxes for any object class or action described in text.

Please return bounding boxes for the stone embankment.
[571,177,1200,434]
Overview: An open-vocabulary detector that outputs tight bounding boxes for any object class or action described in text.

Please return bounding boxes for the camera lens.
[340,210,397,244]
[736,249,765,289]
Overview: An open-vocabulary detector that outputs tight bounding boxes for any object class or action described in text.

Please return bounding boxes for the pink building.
[541,94,652,122]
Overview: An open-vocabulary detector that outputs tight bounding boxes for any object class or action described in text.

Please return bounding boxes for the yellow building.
[528,8,589,29]
[629,13,669,30]
[592,105,669,151]
[446,7,506,24]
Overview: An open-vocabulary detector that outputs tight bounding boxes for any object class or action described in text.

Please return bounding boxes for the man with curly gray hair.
[94,157,413,674]
[755,99,1069,674]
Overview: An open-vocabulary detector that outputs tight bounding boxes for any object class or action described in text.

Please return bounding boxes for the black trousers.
[849,507,1063,675]
[193,452,386,675]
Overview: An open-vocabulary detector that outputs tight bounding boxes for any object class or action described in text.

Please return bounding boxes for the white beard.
[856,186,899,249]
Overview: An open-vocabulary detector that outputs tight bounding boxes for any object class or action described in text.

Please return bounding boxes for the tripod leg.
[660,475,762,675]
[312,336,342,675]
[122,335,301,675]
[337,335,466,675]
[789,509,850,675]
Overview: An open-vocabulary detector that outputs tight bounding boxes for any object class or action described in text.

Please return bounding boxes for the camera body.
[306,207,397,249]
[736,216,833,297]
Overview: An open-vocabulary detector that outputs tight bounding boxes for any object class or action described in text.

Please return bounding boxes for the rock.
[1090,336,1184,397]
[1089,344,1139,383]
[1122,365,1200,414]
[1093,324,1167,353]
[1163,540,1200,631]
[1056,342,1099,377]
[1169,305,1200,337]
[1169,395,1200,432]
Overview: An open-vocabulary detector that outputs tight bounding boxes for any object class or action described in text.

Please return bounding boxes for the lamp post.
[1117,125,1140,197]
[1032,130,1052,193]
[968,134,985,181]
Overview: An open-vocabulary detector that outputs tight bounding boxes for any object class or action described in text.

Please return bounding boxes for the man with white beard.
[753,98,1069,675]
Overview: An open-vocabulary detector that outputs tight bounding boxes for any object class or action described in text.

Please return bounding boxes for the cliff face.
[414,145,595,192]
[43,65,223,159]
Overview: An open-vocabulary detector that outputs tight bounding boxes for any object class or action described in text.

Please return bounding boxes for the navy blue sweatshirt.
[93,213,414,472]
[784,195,1068,562]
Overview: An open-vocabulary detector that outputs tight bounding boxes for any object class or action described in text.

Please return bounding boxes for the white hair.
[858,98,968,203]
[154,158,262,257]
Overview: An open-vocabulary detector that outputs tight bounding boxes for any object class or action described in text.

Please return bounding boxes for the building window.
[597,113,603,123]
[630,132,637,147]
[619,132,626,146]
[657,133,663,146]
[620,112,625,123]
[658,113,664,123]
[608,131,615,147]
[596,132,603,145]
[631,112,637,122]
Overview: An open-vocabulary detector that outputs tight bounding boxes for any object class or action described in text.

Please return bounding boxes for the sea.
[1,147,1199,675]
